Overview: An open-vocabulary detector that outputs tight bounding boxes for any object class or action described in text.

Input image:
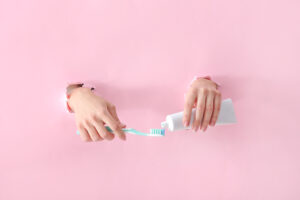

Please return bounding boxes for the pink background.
[1,0,300,199]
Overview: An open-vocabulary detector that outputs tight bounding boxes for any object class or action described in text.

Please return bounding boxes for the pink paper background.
[1,0,300,199]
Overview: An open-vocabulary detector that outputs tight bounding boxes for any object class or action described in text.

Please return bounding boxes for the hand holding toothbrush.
[68,86,127,142]
[183,77,222,132]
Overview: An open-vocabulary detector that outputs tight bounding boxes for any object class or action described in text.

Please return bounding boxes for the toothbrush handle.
[76,127,131,135]
[105,126,150,136]
[104,126,131,133]
[77,126,163,137]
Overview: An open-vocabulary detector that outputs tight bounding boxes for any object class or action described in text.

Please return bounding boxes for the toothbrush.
[76,126,165,137]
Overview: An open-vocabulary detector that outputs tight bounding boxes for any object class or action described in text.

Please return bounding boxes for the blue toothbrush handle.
[76,126,164,136]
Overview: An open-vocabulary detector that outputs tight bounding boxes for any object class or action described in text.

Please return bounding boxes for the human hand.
[183,77,222,132]
[68,87,126,142]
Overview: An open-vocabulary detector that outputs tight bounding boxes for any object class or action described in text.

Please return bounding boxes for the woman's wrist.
[190,76,221,90]
[68,87,91,113]
[65,81,96,113]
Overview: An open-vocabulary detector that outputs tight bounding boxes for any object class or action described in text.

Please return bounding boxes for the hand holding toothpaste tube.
[183,76,222,132]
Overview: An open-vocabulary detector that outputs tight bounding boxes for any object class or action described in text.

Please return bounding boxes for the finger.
[92,112,115,140]
[78,125,92,142]
[183,89,197,128]
[193,89,207,132]
[210,91,222,126]
[201,91,215,132]
[107,104,125,127]
[91,116,114,141]
[102,109,126,141]
[84,120,103,141]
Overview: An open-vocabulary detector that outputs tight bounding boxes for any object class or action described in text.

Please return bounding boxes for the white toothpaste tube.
[161,98,237,132]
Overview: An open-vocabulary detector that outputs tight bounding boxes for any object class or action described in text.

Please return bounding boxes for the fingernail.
[184,121,188,127]
[106,135,114,141]
[122,135,126,141]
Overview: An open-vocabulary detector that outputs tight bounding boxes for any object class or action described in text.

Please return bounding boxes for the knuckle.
[206,104,213,111]
[212,116,218,121]
[200,88,208,95]
[198,103,204,110]
[210,89,217,95]
[90,136,96,141]
[214,104,220,111]
[195,112,201,120]
[101,131,107,138]
[90,133,100,141]
[110,104,116,110]
[110,123,119,131]
[184,93,188,100]
[184,112,192,119]
[84,119,90,127]
[186,102,193,108]
[208,90,214,96]
[184,114,190,120]
[215,90,221,96]
[191,87,198,94]
[210,118,216,124]
[91,114,99,122]
[97,108,106,116]
[78,122,85,129]
[186,91,196,100]
[203,120,209,125]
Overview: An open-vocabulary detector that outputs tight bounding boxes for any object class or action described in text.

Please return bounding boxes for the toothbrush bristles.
[149,129,165,136]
